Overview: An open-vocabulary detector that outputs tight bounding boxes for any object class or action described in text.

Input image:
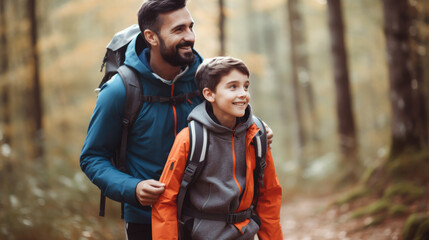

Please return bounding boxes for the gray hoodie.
[182,101,260,240]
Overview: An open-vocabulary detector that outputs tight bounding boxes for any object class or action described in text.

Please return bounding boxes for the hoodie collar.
[138,48,190,86]
[205,102,250,129]
[188,101,253,138]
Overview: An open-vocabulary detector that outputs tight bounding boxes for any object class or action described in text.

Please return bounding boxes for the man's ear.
[202,88,215,102]
[143,29,158,47]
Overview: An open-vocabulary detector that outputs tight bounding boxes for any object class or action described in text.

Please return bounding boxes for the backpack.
[176,116,267,239]
[97,24,200,218]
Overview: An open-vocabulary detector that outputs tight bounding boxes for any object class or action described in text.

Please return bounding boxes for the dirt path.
[280,195,404,240]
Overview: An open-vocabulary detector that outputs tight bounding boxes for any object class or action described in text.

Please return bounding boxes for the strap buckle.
[169,96,177,105]
[226,208,253,223]
[122,118,130,127]
[169,95,186,105]
[181,163,198,186]
[227,214,239,224]
[146,96,153,102]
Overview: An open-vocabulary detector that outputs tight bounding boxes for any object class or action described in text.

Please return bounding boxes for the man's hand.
[263,122,274,148]
[135,179,165,206]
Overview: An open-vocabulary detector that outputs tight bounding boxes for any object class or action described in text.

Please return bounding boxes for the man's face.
[157,7,195,66]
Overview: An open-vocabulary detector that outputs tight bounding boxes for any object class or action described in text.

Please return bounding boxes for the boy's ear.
[143,29,158,47]
[202,88,215,102]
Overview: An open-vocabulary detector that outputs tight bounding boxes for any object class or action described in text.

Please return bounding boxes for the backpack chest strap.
[182,205,254,224]
[141,90,201,105]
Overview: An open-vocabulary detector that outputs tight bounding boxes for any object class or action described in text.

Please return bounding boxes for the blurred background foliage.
[0,0,428,239]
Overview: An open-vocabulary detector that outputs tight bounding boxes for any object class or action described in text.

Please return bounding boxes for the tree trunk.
[422,0,429,129]
[287,0,319,141]
[382,0,428,157]
[0,0,11,160]
[245,0,263,104]
[327,0,358,160]
[287,0,306,169]
[28,0,44,159]
[258,7,293,173]
[218,0,225,56]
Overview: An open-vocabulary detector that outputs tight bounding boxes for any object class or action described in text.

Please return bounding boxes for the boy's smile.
[204,69,250,129]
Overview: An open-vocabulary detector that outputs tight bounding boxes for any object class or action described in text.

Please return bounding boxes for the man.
[80,0,273,239]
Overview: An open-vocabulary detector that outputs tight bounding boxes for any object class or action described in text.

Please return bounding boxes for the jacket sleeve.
[256,149,283,240]
[79,75,142,207]
[152,128,190,240]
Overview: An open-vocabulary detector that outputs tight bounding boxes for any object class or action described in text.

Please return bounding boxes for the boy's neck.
[206,103,237,129]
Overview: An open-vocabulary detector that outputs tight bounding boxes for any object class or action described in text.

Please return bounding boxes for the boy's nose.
[238,88,247,98]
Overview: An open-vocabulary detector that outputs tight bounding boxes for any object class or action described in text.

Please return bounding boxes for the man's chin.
[180,54,195,65]
[163,53,195,66]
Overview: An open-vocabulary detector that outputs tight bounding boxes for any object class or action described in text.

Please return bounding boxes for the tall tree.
[421,0,429,125]
[382,0,428,157]
[287,0,307,171]
[0,0,11,159]
[28,0,44,159]
[327,0,358,177]
[218,0,225,55]
[287,0,318,139]
[245,0,264,104]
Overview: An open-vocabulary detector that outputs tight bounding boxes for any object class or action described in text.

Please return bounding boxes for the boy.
[152,56,283,240]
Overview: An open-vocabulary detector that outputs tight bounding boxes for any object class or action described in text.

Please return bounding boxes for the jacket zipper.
[232,131,242,195]
[171,84,177,137]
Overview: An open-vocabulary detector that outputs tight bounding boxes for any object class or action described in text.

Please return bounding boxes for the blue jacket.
[80,35,204,224]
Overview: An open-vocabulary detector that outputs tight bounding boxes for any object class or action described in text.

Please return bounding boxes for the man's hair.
[137,0,187,35]
[195,56,250,92]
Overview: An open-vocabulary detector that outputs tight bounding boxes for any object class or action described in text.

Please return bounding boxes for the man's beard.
[159,36,195,66]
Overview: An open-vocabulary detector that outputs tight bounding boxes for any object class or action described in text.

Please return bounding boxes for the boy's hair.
[195,56,250,92]
[137,0,187,37]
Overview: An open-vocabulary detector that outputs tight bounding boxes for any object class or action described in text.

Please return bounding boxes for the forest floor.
[279,192,418,240]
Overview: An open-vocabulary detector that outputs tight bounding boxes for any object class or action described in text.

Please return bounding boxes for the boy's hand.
[135,179,165,206]
[264,122,274,148]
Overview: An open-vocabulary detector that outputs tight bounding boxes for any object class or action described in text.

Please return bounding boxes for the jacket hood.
[123,34,203,85]
[187,101,254,136]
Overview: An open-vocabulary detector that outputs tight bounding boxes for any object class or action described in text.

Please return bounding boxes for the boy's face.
[203,69,250,128]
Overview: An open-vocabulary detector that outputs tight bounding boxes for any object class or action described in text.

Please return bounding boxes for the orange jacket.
[152,123,283,239]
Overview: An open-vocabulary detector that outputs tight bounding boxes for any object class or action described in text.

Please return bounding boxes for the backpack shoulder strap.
[177,120,208,240]
[117,65,142,129]
[252,116,267,208]
[116,65,142,173]
[97,25,143,219]
[252,116,267,167]
[99,65,142,218]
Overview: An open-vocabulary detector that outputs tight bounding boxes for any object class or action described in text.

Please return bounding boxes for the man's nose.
[184,29,195,42]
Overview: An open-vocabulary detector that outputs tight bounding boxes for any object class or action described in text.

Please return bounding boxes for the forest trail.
[280,194,405,240]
